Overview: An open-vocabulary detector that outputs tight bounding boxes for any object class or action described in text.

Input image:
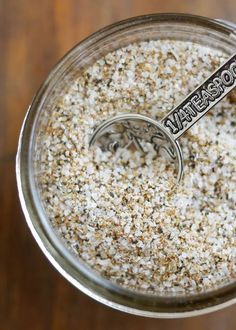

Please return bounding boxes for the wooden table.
[1,1,236,329]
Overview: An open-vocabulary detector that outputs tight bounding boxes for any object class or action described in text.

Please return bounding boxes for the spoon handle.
[161,53,236,140]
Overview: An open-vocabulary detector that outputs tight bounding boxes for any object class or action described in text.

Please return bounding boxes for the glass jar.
[16,13,236,318]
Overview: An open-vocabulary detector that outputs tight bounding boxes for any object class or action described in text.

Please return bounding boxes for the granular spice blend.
[37,40,236,294]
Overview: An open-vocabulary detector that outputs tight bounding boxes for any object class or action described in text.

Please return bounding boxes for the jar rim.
[16,13,236,318]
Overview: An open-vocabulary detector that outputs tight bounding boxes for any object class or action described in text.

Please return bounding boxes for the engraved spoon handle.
[161,53,236,140]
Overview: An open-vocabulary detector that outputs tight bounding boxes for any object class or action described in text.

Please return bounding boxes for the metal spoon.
[89,53,236,182]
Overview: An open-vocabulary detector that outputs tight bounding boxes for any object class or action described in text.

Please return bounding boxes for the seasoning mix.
[37,40,236,294]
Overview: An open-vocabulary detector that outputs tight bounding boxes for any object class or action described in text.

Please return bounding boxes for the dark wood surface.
[1,1,236,329]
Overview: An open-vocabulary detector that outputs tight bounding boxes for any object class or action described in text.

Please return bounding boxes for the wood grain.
[1,1,236,329]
